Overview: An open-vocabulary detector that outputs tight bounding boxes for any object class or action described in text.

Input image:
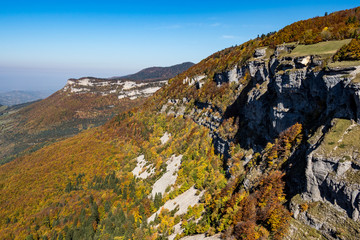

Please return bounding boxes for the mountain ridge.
[115,62,195,82]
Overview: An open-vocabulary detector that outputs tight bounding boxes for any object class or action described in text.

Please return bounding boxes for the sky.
[0,0,359,92]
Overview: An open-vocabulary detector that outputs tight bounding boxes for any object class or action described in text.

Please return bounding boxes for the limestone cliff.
[63,77,166,100]
[161,41,360,239]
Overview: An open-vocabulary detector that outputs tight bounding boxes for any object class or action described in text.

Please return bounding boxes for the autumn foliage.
[204,123,303,239]
[333,38,360,61]
[265,123,303,167]
[262,7,360,46]
[0,108,226,239]
[207,171,290,240]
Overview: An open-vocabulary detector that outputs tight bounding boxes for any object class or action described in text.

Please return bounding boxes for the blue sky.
[0,1,359,92]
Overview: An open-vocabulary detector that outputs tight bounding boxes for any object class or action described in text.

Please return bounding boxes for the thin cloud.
[222,35,237,39]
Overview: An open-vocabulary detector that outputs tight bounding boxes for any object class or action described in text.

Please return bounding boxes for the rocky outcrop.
[222,52,360,148]
[253,48,267,58]
[304,154,360,220]
[183,75,207,89]
[63,77,167,100]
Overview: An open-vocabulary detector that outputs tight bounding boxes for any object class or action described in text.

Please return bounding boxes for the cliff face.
[162,41,360,238]
[242,47,360,238]
[241,51,360,237]
[223,46,360,145]
[63,77,166,99]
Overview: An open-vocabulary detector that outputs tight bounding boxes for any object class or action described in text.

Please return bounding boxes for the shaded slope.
[117,62,195,82]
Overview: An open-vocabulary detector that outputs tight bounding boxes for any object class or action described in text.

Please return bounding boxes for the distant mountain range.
[115,62,194,81]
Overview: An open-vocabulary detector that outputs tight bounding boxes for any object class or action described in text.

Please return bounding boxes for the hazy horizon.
[1,0,358,92]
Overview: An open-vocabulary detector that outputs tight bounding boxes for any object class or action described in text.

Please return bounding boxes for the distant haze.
[0,66,132,92]
[0,90,54,106]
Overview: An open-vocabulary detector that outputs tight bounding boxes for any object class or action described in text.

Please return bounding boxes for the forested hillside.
[0,90,145,165]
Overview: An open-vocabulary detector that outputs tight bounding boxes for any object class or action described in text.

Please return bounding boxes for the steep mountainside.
[117,62,194,82]
[160,38,360,238]
[2,6,360,240]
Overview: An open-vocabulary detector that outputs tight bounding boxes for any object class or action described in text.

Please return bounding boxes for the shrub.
[334,39,360,61]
